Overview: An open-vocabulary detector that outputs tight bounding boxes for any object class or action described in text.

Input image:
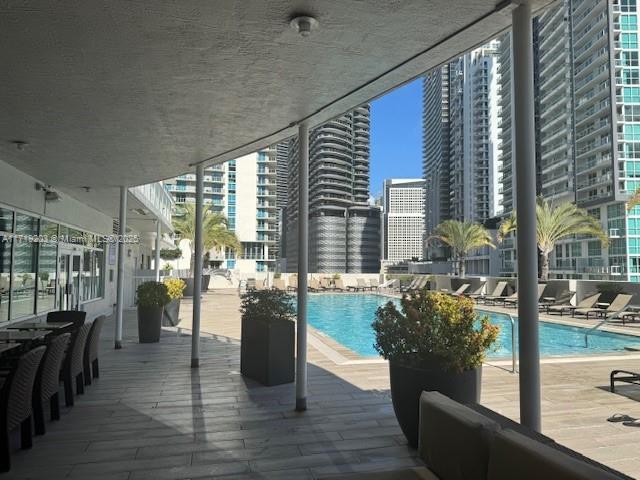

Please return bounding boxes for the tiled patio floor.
[7,289,640,479]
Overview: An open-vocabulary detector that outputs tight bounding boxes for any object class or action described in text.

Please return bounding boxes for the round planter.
[389,358,481,448]
[163,298,181,327]
[182,277,195,297]
[137,305,163,343]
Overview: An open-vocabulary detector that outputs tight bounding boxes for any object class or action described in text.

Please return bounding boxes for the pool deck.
[7,289,640,479]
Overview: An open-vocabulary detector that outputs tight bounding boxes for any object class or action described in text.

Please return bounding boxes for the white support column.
[513,2,541,432]
[296,122,309,412]
[115,186,127,350]
[191,164,204,368]
[155,220,161,282]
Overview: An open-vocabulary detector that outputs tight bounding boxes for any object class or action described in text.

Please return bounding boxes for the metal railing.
[584,318,608,347]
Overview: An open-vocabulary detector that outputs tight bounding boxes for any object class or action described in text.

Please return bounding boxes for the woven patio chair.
[0,345,46,472]
[33,333,70,435]
[84,316,105,386]
[60,322,92,407]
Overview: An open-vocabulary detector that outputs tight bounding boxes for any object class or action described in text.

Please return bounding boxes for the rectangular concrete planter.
[240,317,294,386]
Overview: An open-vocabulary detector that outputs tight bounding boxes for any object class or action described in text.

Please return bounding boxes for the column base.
[191,358,200,368]
[295,397,307,412]
[114,341,122,350]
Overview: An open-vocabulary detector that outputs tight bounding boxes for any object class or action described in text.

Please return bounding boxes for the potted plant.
[240,289,295,386]
[372,292,499,447]
[162,278,186,327]
[136,281,170,343]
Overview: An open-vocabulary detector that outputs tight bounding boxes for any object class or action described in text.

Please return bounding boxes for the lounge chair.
[378,278,398,290]
[449,283,470,296]
[573,294,633,320]
[320,278,333,291]
[546,292,599,316]
[287,276,298,292]
[272,278,286,291]
[466,282,486,300]
[489,291,518,307]
[309,277,322,292]
[502,284,547,308]
[611,369,640,393]
[368,279,379,290]
[246,278,256,291]
[479,281,508,304]
[400,277,418,293]
[408,276,430,295]
[349,278,369,292]
[333,278,347,292]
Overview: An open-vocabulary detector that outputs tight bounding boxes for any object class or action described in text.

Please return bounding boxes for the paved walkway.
[6,289,640,478]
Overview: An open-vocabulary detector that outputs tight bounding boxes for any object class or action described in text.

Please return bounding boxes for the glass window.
[94,249,104,299]
[37,220,58,313]
[11,214,38,319]
[0,236,10,323]
[0,208,13,233]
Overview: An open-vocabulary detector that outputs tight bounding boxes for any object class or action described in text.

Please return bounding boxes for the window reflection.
[37,220,58,313]
[11,214,38,319]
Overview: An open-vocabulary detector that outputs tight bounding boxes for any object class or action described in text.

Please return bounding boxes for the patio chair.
[546,292,599,316]
[287,276,298,292]
[320,278,333,291]
[334,278,347,292]
[449,283,470,296]
[0,345,46,472]
[309,277,322,292]
[466,282,487,300]
[574,294,633,320]
[611,369,640,393]
[33,333,71,435]
[400,277,418,293]
[46,310,86,328]
[246,278,257,291]
[272,278,286,291]
[84,315,105,386]
[368,279,379,290]
[503,284,547,308]
[348,278,367,292]
[60,322,92,407]
[479,281,508,304]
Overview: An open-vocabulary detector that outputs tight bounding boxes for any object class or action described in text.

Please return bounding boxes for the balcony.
[129,182,174,228]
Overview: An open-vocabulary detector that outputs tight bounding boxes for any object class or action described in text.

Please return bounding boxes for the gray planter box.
[163,298,181,327]
[240,317,294,386]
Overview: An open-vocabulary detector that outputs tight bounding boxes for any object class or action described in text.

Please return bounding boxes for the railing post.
[191,164,204,368]
[513,2,541,432]
[115,186,127,350]
[296,122,309,412]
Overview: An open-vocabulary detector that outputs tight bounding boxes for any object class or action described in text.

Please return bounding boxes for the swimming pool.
[306,294,640,358]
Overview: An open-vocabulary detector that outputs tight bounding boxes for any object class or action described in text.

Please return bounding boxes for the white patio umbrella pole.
[296,121,309,412]
[191,164,204,368]
[115,186,127,350]
[513,1,541,432]
[155,219,161,282]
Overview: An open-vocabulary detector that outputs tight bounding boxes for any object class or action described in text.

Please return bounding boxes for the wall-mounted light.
[35,182,61,202]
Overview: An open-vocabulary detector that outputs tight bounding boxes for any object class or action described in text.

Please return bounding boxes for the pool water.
[306,294,640,358]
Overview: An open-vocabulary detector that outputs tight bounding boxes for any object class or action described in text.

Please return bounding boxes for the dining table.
[6,320,74,333]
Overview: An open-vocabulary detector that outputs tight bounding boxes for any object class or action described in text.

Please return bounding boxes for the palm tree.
[172,204,240,275]
[428,220,495,277]
[498,198,608,281]
[626,189,640,212]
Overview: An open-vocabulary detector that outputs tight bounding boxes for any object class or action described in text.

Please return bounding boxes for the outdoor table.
[6,321,73,332]
[0,343,21,357]
[0,330,51,342]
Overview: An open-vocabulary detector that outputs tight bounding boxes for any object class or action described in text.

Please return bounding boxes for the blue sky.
[369,78,423,198]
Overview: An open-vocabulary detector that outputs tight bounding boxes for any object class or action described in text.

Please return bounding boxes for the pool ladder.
[506,314,518,374]
[584,318,608,348]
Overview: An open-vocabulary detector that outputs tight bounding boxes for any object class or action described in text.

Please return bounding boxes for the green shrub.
[372,292,499,373]
[137,281,170,308]
[240,289,295,325]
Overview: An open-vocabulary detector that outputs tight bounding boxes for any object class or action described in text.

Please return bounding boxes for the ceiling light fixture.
[290,15,319,37]
[10,140,28,151]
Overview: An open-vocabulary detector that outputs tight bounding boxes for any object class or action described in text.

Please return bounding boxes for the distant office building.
[423,41,502,274]
[383,179,425,263]
[164,146,280,273]
[285,105,381,273]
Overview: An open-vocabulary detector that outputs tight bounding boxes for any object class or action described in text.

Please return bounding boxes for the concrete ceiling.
[0,0,554,217]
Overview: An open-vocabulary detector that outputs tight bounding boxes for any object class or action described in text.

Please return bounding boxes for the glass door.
[58,250,82,310]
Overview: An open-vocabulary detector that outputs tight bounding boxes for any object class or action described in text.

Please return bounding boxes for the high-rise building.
[285,105,381,273]
[423,66,451,245]
[423,42,502,274]
[164,146,280,273]
[497,0,640,281]
[382,179,425,263]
